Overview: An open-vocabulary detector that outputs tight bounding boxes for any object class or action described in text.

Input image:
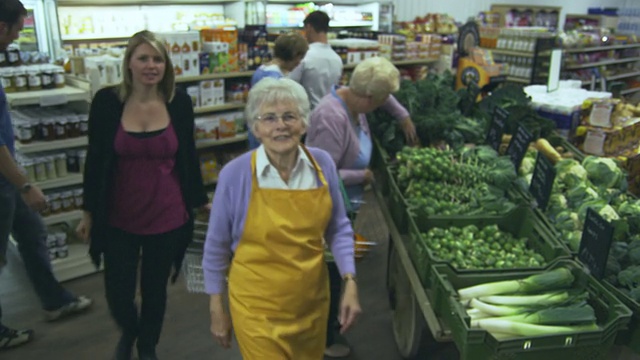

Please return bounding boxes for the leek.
[458,268,575,300]
[467,308,492,320]
[479,292,570,306]
[476,318,599,337]
[470,305,597,328]
[469,298,536,317]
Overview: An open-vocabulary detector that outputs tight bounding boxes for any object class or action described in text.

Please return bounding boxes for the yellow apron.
[229,147,332,360]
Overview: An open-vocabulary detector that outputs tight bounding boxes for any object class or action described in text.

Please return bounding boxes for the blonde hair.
[274,32,308,62]
[349,57,400,101]
[118,30,175,102]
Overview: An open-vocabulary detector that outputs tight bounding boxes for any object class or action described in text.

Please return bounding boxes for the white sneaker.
[45,296,93,322]
[324,343,351,358]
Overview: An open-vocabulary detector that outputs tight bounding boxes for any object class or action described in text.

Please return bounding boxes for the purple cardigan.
[202,147,355,295]
[305,89,410,185]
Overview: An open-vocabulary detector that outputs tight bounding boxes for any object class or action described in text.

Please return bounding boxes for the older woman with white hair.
[202,77,361,359]
[306,56,417,358]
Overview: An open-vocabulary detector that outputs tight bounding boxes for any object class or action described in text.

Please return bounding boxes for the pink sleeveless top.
[108,122,188,235]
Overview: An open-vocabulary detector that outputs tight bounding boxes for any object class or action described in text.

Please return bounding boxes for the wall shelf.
[6,87,89,107]
[43,210,83,226]
[16,136,88,154]
[194,103,245,114]
[36,174,84,191]
[196,133,248,149]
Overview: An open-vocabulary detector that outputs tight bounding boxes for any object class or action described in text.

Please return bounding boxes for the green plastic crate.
[601,280,640,354]
[386,166,410,235]
[430,259,633,360]
[407,206,572,288]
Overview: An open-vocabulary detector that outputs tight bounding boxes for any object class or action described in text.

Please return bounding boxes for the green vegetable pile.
[368,71,486,154]
[421,224,546,269]
[395,145,518,216]
[519,148,640,301]
[457,267,599,339]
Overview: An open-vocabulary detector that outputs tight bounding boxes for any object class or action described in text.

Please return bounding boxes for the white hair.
[245,77,310,130]
[349,57,400,100]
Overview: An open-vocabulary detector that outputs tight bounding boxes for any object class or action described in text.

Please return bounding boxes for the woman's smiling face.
[252,100,306,156]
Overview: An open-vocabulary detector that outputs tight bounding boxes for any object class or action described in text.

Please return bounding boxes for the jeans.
[0,188,75,324]
[103,225,184,355]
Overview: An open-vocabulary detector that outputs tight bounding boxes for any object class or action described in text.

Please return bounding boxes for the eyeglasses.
[255,112,301,126]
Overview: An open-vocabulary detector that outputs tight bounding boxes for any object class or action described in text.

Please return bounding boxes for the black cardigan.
[82,86,208,282]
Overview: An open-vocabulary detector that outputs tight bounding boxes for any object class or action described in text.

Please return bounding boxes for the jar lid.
[55,153,67,159]
[73,188,83,194]
[49,192,61,199]
[61,190,73,196]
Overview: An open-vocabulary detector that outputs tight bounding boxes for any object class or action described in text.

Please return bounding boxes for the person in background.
[306,56,418,358]
[248,32,308,150]
[75,30,208,360]
[289,10,344,110]
[203,77,361,360]
[0,0,93,351]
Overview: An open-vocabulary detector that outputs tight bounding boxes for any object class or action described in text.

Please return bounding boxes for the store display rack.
[35,174,84,191]
[196,133,248,150]
[15,136,88,154]
[5,86,90,107]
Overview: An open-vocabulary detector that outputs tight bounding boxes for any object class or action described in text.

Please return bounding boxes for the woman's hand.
[399,117,419,146]
[339,279,362,334]
[76,212,92,243]
[210,295,232,349]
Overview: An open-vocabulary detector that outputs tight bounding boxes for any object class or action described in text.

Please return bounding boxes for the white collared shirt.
[288,42,343,110]
[255,145,318,190]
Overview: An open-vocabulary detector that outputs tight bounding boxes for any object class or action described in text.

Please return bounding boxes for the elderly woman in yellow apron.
[202,77,361,359]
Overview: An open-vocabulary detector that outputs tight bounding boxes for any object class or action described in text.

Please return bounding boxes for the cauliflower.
[555,159,588,187]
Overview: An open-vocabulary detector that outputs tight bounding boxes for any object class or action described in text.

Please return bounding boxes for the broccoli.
[630,247,640,266]
[617,266,640,289]
[630,288,640,302]
[610,242,629,262]
[606,255,622,277]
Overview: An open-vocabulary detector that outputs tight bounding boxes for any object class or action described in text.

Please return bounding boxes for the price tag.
[578,208,614,280]
[588,102,613,128]
[506,124,534,172]
[39,93,68,107]
[528,152,556,210]
[486,107,508,151]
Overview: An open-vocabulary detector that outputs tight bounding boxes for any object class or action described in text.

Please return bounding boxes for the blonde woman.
[76,30,207,360]
[305,56,417,357]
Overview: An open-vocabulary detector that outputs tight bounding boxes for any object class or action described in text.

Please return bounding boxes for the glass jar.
[78,114,89,135]
[77,150,87,174]
[6,46,20,66]
[53,66,65,88]
[40,65,54,90]
[41,195,52,217]
[61,190,74,211]
[34,158,48,182]
[27,68,42,90]
[41,118,56,141]
[57,245,69,259]
[73,188,83,209]
[54,117,68,139]
[49,193,62,214]
[66,151,78,173]
[17,120,34,144]
[65,115,80,138]
[12,67,27,92]
[44,156,57,179]
[0,51,6,67]
[46,234,57,260]
[55,153,68,177]
[22,158,37,182]
[0,68,14,93]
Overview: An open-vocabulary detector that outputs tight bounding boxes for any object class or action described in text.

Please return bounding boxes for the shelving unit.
[15,136,88,154]
[35,174,84,191]
[194,103,246,114]
[196,133,248,149]
[42,210,84,226]
[176,71,255,83]
[621,87,640,96]
[51,243,98,283]
[564,43,640,53]
[343,58,439,70]
[5,86,89,107]
[483,48,534,58]
[607,71,640,81]
[565,57,640,71]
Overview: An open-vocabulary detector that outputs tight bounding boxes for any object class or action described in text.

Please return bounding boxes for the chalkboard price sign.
[578,208,614,280]
[529,152,556,210]
[506,125,534,172]
[486,107,508,151]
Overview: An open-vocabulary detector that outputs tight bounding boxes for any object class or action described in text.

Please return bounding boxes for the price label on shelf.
[486,107,508,152]
[528,152,556,210]
[506,124,534,172]
[578,208,614,280]
[39,94,68,107]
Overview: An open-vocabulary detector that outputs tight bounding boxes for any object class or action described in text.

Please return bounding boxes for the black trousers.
[103,225,184,354]
[326,261,342,346]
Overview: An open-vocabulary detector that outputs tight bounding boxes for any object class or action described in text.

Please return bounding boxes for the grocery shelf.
[15,136,88,154]
[51,243,100,283]
[607,71,640,81]
[343,58,438,70]
[564,43,640,53]
[196,133,248,149]
[565,57,640,70]
[483,48,535,57]
[36,174,84,191]
[176,71,255,83]
[43,210,83,226]
[194,103,245,114]
[621,87,640,95]
[6,86,89,107]
[506,76,530,84]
